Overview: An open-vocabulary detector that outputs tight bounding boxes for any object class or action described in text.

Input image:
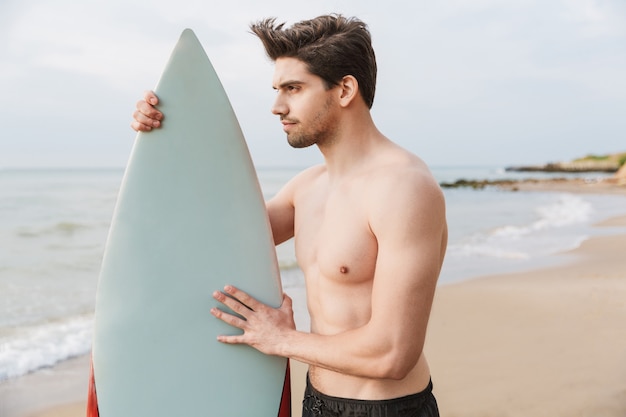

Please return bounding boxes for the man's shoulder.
[280,164,326,195]
[365,152,446,238]
[369,151,440,194]
[289,164,326,185]
[361,149,445,217]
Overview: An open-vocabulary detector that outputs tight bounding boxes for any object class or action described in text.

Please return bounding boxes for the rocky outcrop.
[506,152,626,174]
[506,161,619,173]
[441,152,626,190]
[440,178,530,190]
[440,177,626,193]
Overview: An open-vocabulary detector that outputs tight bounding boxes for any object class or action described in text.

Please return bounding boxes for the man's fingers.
[213,290,253,316]
[216,334,245,344]
[136,99,163,121]
[223,285,261,311]
[144,90,159,106]
[130,91,162,133]
[130,120,152,132]
[131,101,162,133]
[211,306,247,327]
[133,109,161,127]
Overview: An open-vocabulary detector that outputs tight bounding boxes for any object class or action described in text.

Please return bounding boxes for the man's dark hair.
[250,14,377,109]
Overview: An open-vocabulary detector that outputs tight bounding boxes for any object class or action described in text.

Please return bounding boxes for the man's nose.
[271,95,287,116]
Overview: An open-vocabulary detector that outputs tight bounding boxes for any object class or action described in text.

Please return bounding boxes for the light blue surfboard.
[90,29,290,417]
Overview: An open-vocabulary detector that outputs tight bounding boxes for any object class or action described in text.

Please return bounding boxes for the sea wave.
[0,315,93,381]
[448,194,593,260]
[491,194,592,239]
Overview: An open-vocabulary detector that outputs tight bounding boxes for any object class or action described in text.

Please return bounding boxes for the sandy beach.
[426,214,626,417]
[3,180,625,417]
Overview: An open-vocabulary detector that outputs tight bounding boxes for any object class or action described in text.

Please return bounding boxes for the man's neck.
[317,112,386,181]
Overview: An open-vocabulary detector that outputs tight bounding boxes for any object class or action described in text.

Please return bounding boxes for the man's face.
[271,57,340,149]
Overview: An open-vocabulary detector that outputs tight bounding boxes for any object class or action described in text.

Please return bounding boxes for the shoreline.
[4,179,626,417]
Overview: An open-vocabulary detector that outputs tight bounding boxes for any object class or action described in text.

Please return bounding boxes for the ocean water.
[1,166,625,382]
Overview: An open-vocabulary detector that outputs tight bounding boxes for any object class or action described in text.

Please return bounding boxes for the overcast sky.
[1,0,624,169]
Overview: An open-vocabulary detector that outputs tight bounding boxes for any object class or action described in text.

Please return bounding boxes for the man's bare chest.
[292,191,377,284]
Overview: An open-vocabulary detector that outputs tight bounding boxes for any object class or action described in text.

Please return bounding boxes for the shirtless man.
[132,15,446,417]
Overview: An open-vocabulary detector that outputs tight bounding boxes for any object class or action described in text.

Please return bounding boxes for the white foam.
[532,194,592,230]
[453,243,529,259]
[0,315,93,381]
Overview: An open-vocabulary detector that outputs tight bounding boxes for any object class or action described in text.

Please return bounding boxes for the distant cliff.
[506,152,626,173]
[441,151,626,189]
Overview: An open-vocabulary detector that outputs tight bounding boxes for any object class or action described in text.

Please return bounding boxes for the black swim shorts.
[302,376,440,417]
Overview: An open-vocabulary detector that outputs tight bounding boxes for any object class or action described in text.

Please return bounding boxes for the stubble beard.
[286,129,321,149]
[284,96,337,149]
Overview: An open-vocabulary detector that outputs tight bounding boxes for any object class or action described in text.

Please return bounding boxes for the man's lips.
[281,120,296,131]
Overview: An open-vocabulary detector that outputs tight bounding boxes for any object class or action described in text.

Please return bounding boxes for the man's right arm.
[266,185,295,246]
[265,165,321,246]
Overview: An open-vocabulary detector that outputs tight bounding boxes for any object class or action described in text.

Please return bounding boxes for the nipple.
[340,266,349,274]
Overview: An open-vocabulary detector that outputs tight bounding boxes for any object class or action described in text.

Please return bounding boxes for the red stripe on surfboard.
[278,360,291,417]
[86,356,100,417]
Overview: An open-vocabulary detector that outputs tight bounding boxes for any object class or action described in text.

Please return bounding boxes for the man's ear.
[338,75,359,107]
